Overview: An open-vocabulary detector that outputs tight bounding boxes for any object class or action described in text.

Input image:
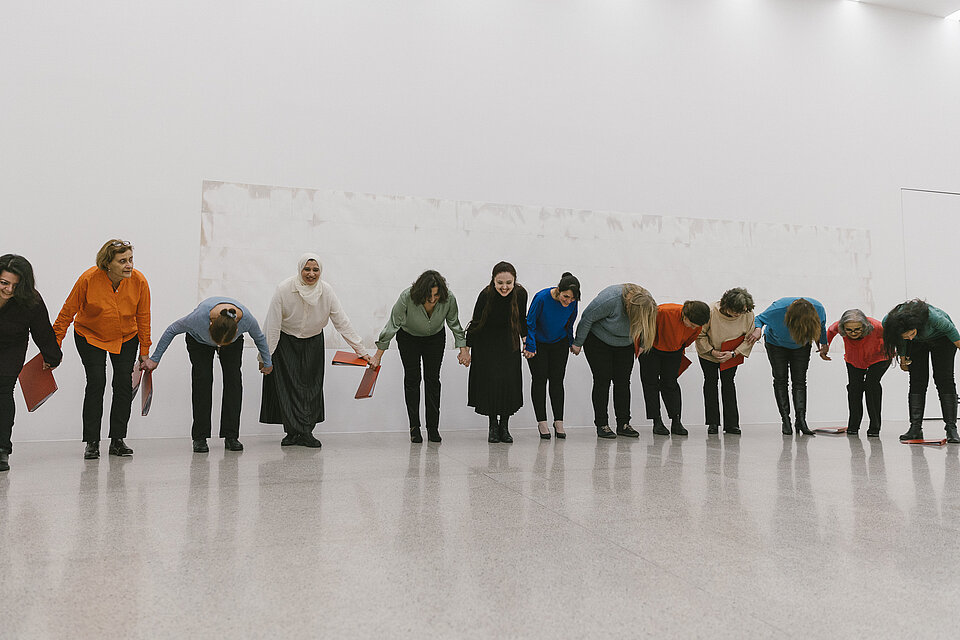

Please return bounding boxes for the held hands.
[41,361,58,370]
[523,350,536,359]
[140,358,159,372]
[458,347,471,367]
[370,350,384,369]
[818,344,831,361]
[714,350,735,363]
[258,362,273,375]
[570,345,582,356]
[745,327,762,344]
[900,356,911,372]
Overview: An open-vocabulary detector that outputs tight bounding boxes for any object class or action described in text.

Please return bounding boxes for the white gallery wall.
[3,0,960,441]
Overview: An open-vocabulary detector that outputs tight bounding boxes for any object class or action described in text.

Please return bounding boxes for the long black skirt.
[260,332,325,435]
[467,346,523,417]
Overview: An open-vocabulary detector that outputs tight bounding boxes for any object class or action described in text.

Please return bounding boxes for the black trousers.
[0,375,16,453]
[700,358,739,428]
[846,360,890,430]
[527,339,569,422]
[766,342,811,406]
[906,337,957,395]
[75,333,139,442]
[396,329,445,430]
[638,347,683,420]
[186,333,244,439]
[582,332,635,428]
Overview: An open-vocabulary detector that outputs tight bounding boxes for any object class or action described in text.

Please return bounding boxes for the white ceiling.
[858,0,960,17]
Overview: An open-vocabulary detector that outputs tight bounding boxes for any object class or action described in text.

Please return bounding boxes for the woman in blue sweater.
[523,273,580,439]
[142,297,273,452]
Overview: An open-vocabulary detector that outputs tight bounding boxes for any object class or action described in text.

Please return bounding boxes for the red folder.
[355,366,380,399]
[901,439,947,446]
[719,336,746,371]
[678,355,692,376]
[18,353,58,412]
[141,369,153,416]
[813,427,847,434]
[332,351,368,367]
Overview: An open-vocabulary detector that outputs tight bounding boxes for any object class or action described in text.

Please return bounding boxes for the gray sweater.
[573,285,632,348]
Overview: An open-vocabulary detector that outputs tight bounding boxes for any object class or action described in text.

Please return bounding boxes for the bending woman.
[260,253,370,448]
[142,297,273,452]
[523,272,580,439]
[882,299,960,443]
[572,284,657,439]
[467,261,528,444]
[0,255,62,472]
[371,270,469,443]
[824,309,890,437]
[53,239,151,459]
[754,297,828,436]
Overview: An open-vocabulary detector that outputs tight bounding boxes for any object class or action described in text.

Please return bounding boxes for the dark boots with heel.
[774,386,792,435]
[941,392,959,444]
[900,393,925,441]
[793,386,815,436]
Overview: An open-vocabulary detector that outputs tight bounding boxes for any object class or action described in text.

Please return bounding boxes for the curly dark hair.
[0,254,39,309]
[882,299,930,358]
[719,287,755,315]
[410,270,450,306]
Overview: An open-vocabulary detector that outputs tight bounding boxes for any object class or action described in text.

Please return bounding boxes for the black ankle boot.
[900,393,925,441]
[410,427,423,443]
[84,441,100,459]
[109,438,133,456]
[487,417,500,443]
[652,416,669,436]
[498,416,513,443]
[426,426,442,443]
[670,417,688,436]
[940,392,959,443]
[773,385,792,435]
[793,386,815,436]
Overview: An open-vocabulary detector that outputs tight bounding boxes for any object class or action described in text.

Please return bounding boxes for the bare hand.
[716,350,734,363]
[360,353,374,366]
[819,344,831,361]
[141,358,159,372]
[570,345,582,356]
[260,365,274,375]
[41,361,57,370]
[458,347,471,367]
[523,350,536,359]
[745,327,762,344]
[370,350,384,369]
[900,356,911,372]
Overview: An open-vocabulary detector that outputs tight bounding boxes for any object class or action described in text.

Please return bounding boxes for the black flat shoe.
[0,451,9,472]
[597,425,617,439]
[652,418,669,436]
[553,421,566,440]
[866,429,880,438]
[84,442,100,459]
[193,439,209,453]
[847,429,860,436]
[224,438,244,451]
[281,434,298,446]
[299,433,322,448]
[723,426,741,435]
[426,427,442,443]
[410,427,423,444]
[616,424,640,438]
[109,438,133,456]
[707,424,719,435]
[670,419,688,436]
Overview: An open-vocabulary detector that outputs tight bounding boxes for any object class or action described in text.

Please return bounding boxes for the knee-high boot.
[940,393,959,443]
[900,393,925,441]
[793,386,815,435]
[774,385,792,435]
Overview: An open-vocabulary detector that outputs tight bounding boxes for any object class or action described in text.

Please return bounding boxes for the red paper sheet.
[901,439,947,446]
[719,336,746,371]
[355,366,380,399]
[18,353,58,412]
[813,427,847,434]
[678,355,692,376]
[332,351,368,366]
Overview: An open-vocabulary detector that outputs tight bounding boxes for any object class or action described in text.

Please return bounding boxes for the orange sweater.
[652,303,700,352]
[53,267,152,355]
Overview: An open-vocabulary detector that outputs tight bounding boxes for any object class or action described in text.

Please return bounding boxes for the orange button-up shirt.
[53,267,152,356]
[652,303,701,352]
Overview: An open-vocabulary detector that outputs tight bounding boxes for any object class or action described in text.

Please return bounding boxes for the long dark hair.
[883,299,930,358]
[0,254,39,309]
[410,270,450,306]
[471,261,525,340]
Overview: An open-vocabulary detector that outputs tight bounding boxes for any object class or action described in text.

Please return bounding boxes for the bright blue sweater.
[755,296,827,349]
[525,287,578,352]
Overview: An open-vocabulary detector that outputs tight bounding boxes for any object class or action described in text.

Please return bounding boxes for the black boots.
[498,416,513,444]
[670,418,688,436]
[652,416,669,436]
[84,441,100,459]
[410,427,423,444]
[0,450,9,472]
[488,417,500,443]
[426,426,442,443]
[793,386,815,436]
[224,438,244,451]
[774,385,792,435]
[108,438,133,456]
[900,393,925,441]
[941,392,960,444]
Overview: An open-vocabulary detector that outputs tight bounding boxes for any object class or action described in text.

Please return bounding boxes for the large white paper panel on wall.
[199,180,874,350]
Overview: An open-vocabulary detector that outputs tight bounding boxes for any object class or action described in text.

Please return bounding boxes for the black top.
[466,287,529,351]
[0,293,63,377]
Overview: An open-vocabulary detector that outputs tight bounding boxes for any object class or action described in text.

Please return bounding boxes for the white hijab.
[294,252,324,306]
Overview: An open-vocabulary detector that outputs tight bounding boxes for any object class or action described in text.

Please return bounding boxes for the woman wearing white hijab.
[260,253,370,447]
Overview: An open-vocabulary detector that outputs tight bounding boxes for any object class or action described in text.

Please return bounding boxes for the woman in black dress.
[467,261,528,443]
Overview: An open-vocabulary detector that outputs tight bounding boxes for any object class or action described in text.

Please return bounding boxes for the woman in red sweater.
[824,309,890,437]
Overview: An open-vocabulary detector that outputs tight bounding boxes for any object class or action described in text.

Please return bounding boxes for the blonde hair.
[95,239,133,270]
[784,298,821,346]
[621,284,657,352]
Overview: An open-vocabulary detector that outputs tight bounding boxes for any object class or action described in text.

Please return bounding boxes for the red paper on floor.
[813,427,847,434]
[355,366,380,399]
[18,353,58,412]
[900,438,947,446]
[332,351,368,366]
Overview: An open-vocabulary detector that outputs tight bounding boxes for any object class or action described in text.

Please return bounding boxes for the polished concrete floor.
[1,424,959,639]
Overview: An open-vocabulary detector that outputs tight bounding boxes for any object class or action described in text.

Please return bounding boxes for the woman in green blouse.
[883,299,960,443]
[372,270,470,443]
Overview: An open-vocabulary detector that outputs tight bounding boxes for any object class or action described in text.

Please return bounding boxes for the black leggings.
[527,339,569,422]
[187,333,244,439]
[700,358,739,428]
[75,333,139,442]
[639,347,683,420]
[846,360,890,430]
[0,375,16,453]
[582,332,635,428]
[906,337,957,395]
[396,329,445,429]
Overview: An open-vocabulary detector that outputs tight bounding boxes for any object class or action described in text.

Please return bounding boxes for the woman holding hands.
[824,309,890,437]
[53,239,151,459]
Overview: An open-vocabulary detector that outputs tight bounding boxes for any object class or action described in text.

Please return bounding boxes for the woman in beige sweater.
[695,288,761,434]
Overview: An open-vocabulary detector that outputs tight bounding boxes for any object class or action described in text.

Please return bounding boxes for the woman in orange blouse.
[53,239,151,460]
